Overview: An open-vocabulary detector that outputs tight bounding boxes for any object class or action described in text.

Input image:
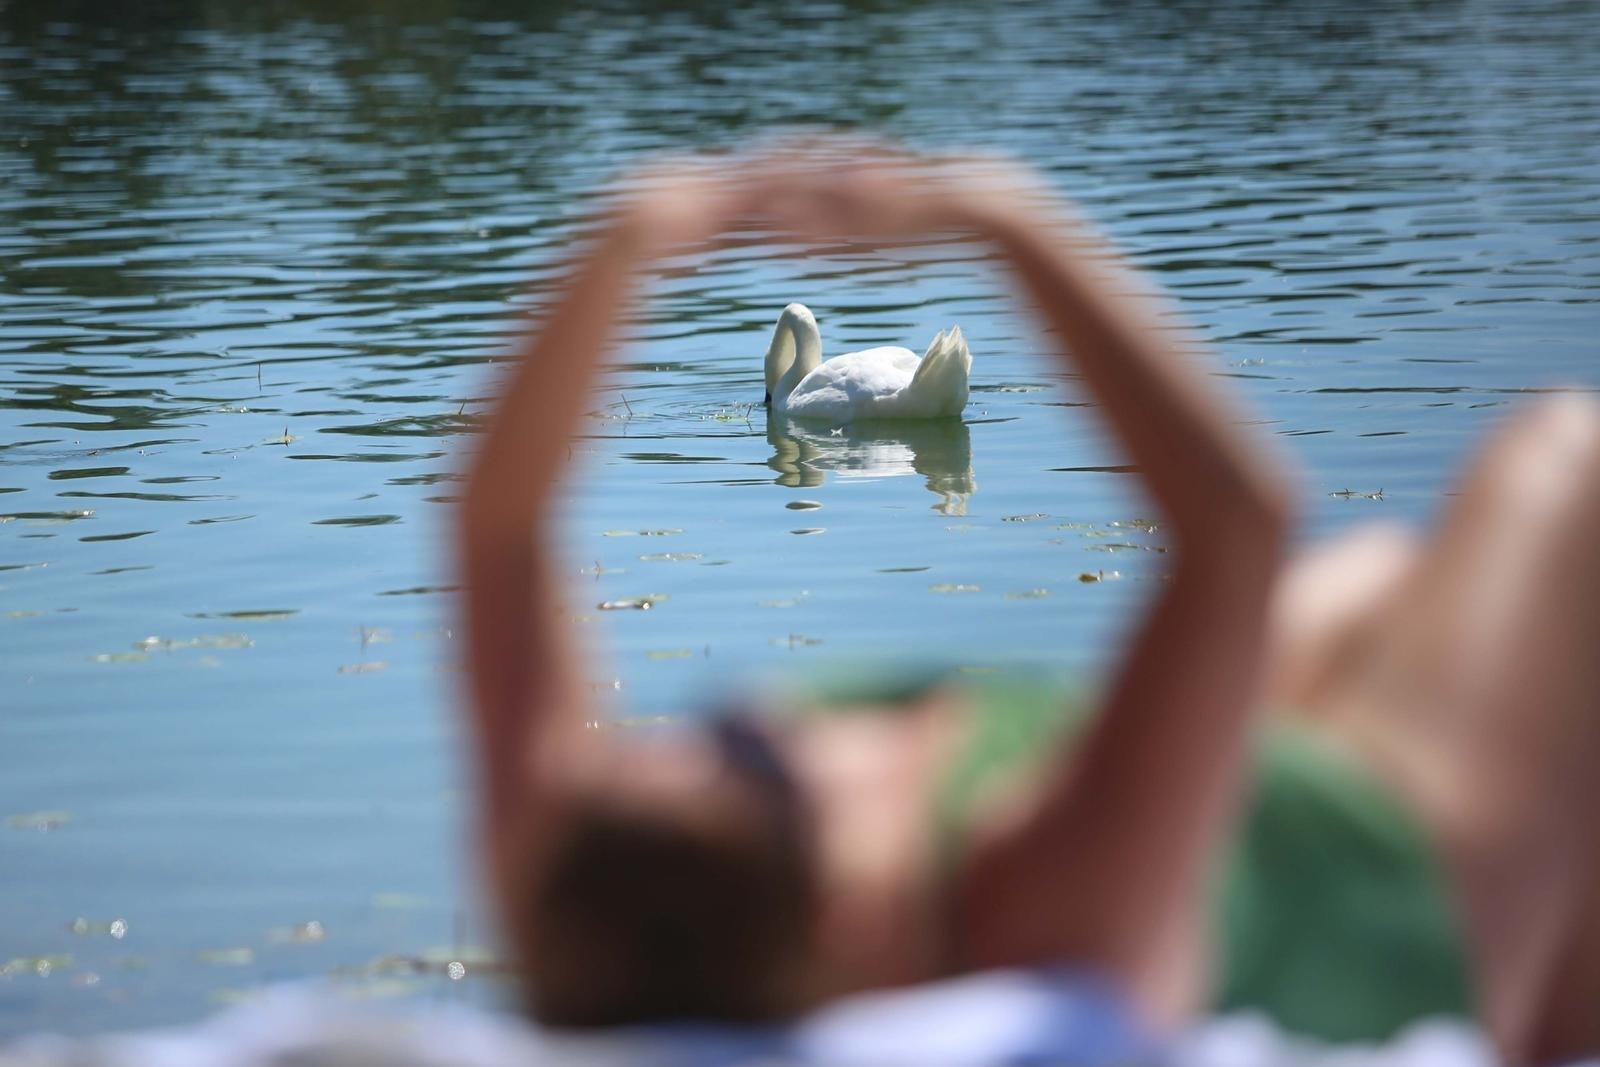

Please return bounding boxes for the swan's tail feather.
[909,325,972,416]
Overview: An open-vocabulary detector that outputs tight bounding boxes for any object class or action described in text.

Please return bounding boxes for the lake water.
[2,0,1598,1038]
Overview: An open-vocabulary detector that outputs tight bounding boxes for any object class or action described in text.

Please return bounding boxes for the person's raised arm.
[455,163,761,895]
[771,153,1293,1018]
[956,173,1294,1018]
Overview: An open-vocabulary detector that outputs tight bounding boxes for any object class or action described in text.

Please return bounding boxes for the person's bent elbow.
[1178,470,1296,581]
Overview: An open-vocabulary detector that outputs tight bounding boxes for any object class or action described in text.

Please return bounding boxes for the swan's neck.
[764,304,822,407]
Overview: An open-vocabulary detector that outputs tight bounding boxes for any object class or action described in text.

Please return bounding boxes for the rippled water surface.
[3,0,1598,1036]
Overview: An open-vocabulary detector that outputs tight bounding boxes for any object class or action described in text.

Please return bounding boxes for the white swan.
[762,303,971,421]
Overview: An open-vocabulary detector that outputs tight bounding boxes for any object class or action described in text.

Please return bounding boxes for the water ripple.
[3,0,1599,1035]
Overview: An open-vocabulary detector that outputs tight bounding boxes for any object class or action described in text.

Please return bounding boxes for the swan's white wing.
[782,346,920,421]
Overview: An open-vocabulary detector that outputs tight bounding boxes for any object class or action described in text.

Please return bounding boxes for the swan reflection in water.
[766,416,976,515]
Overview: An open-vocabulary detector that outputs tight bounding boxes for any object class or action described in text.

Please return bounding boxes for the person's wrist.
[952,190,1030,245]
[924,167,1032,237]
[599,200,659,257]
[979,192,1099,261]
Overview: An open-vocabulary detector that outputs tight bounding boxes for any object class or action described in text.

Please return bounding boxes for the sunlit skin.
[458,142,1600,1063]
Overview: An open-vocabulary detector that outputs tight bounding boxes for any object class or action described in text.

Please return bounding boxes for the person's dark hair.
[520,790,818,1027]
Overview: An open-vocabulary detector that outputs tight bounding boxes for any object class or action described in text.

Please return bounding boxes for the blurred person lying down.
[451,142,1600,1066]
[8,145,1599,1067]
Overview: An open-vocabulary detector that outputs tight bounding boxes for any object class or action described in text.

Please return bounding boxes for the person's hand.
[602,154,769,257]
[595,138,1068,259]
[750,139,1055,242]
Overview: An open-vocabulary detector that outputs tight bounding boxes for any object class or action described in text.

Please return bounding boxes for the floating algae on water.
[269,921,326,944]
[598,594,668,611]
[66,917,127,939]
[357,626,393,648]
[2,955,73,977]
[773,634,823,649]
[135,633,254,652]
[334,944,504,986]
[7,810,72,831]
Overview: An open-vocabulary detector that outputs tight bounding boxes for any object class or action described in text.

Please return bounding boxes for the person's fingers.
[600,141,1058,252]
[602,151,769,251]
[747,128,911,171]
[740,153,912,238]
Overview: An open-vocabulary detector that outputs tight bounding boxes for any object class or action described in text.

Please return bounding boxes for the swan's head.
[764,303,821,406]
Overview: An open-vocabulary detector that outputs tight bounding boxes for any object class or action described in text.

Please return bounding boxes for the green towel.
[1218,725,1474,1039]
[788,667,1474,1041]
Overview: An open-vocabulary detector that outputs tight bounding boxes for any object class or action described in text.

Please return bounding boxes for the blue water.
[2,0,1598,1036]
